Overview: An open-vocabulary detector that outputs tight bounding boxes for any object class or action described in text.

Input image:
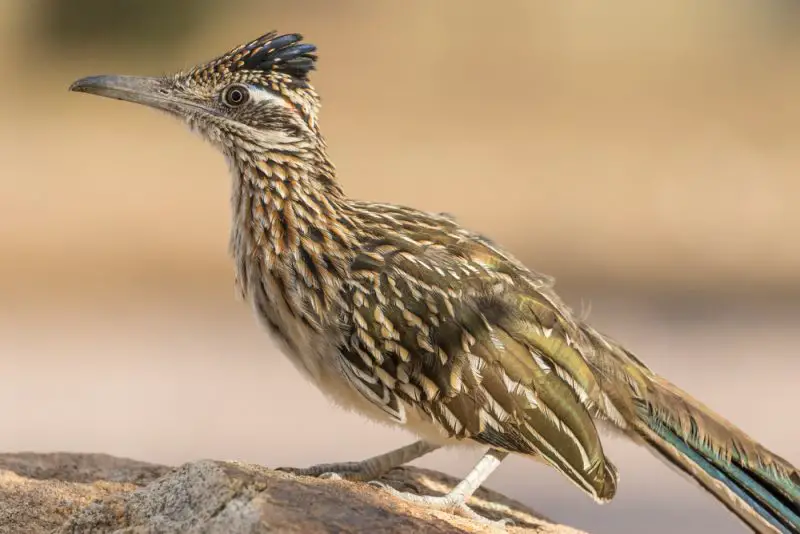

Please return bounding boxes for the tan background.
[1,1,798,533]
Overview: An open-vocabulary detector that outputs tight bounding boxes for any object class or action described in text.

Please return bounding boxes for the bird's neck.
[228,147,359,330]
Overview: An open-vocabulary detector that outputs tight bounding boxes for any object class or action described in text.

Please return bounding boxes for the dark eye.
[222,84,250,107]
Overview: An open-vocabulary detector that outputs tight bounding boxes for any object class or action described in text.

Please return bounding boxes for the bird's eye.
[222,84,250,107]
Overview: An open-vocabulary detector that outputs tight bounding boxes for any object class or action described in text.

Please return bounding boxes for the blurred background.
[1,1,798,532]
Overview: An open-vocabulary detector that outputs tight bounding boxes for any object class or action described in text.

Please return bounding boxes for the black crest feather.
[191,31,318,84]
[242,33,317,79]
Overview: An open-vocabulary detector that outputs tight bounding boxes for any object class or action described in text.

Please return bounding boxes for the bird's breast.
[238,255,458,442]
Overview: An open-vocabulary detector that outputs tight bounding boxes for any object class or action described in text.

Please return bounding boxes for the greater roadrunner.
[70,31,799,533]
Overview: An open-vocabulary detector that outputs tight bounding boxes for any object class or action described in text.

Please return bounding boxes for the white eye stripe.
[248,86,288,107]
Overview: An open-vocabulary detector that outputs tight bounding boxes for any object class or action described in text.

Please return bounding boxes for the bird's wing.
[338,231,619,501]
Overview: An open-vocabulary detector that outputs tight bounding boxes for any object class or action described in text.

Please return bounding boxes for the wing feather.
[339,231,618,500]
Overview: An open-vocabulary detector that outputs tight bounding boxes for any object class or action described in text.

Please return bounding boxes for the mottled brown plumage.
[70,31,799,532]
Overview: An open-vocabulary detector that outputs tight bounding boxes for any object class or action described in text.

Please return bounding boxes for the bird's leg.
[278,440,440,482]
[370,448,511,526]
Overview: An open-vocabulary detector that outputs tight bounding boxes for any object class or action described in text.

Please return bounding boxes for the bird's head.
[69,32,322,160]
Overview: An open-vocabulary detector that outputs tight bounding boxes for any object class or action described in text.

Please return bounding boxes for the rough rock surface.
[0,452,587,533]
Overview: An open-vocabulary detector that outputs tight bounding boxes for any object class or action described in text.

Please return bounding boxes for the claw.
[369,482,511,528]
[275,466,298,474]
[275,466,333,478]
[274,462,376,482]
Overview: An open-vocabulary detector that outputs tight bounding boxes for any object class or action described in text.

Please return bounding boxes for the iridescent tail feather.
[634,375,800,533]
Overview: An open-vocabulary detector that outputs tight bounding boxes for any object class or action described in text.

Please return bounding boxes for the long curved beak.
[69,75,187,114]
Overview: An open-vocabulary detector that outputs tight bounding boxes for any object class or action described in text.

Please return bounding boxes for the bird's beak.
[69,75,187,114]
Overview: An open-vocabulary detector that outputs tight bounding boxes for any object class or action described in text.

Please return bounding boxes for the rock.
[0,453,170,534]
[0,452,587,533]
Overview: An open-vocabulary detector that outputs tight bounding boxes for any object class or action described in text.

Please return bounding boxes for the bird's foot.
[276,461,379,482]
[368,481,513,528]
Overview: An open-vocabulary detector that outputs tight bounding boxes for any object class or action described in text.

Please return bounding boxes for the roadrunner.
[70,31,799,532]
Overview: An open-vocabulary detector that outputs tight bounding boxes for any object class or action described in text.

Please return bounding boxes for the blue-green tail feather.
[586,332,799,532]
[641,412,800,533]
[636,396,800,534]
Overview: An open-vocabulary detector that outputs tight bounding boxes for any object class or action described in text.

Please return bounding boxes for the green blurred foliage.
[766,0,800,43]
[26,0,221,55]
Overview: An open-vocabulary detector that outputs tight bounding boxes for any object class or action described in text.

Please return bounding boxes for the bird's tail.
[581,328,800,533]
[615,356,800,533]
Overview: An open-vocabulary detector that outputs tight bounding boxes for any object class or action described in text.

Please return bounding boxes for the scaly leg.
[278,440,440,481]
[371,448,511,526]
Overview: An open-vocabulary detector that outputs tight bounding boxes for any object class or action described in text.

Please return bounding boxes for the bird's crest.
[189,32,317,88]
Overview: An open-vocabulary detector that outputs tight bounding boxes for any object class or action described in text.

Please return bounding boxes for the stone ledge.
[0,453,587,533]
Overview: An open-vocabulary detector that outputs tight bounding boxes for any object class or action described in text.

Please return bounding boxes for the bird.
[69,30,800,533]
